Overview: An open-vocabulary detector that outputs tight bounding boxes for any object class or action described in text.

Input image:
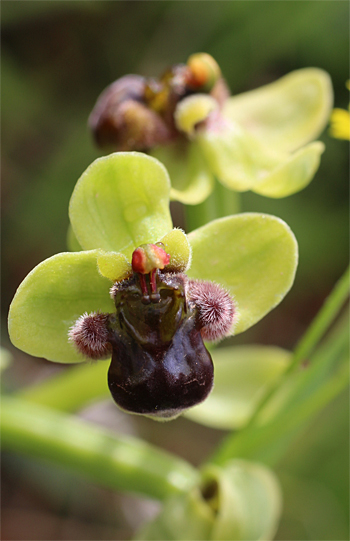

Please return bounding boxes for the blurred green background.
[1,2,349,540]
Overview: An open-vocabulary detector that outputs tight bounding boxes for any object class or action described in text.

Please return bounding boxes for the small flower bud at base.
[188,280,236,341]
[69,312,112,360]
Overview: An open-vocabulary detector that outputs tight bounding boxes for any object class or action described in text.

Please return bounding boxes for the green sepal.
[97,251,132,282]
[69,152,172,258]
[252,141,324,198]
[135,460,282,541]
[159,229,192,272]
[197,122,281,192]
[197,122,324,196]
[223,68,333,153]
[151,141,215,205]
[8,251,114,363]
[184,345,291,429]
[187,213,298,334]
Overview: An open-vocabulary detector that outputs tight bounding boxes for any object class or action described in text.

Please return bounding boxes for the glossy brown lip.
[107,272,213,419]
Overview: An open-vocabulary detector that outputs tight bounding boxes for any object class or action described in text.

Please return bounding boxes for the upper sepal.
[69,152,172,258]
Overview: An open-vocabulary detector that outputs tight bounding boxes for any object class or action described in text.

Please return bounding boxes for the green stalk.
[184,182,240,231]
[288,264,349,372]
[1,396,199,500]
[184,193,218,232]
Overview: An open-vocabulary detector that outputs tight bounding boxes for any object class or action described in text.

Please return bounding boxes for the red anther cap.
[132,244,170,275]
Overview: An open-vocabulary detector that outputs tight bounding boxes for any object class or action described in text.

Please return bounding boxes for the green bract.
[135,459,282,541]
[152,68,332,204]
[8,153,298,364]
[184,345,292,429]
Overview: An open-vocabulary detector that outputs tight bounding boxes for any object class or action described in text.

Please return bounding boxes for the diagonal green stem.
[1,396,199,500]
[210,266,349,467]
[234,265,349,431]
[288,264,349,372]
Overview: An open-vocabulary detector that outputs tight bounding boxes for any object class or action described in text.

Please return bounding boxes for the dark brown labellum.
[107,273,213,420]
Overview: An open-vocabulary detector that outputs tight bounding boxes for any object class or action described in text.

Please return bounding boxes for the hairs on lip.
[188,279,237,341]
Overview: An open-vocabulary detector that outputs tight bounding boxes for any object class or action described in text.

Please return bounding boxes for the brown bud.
[89,75,172,150]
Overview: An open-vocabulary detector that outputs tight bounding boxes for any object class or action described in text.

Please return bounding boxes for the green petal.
[187,213,298,334]
[184,346,291,429]
[135,460,282,541]
[223,68,333,153]
[252,141,324,198]
[197,123,323,196]
[151,141,215,205]
[97,251,132,282]
[69,152,172,258]
[8,251,114,363]
[159,229,192,272]
[174,94,218,136]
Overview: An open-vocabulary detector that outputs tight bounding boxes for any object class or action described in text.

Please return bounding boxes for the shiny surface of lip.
[107,272,213,419]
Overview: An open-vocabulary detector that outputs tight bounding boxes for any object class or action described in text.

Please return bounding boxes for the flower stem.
[240,265,349,429]
[1,396,199,500]
[184,193,218,232]
[288,264,349,372]
[184,182,240,232]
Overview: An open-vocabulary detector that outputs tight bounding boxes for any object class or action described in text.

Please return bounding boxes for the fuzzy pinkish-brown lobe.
[188,280,236,341]
[69,312,112,360]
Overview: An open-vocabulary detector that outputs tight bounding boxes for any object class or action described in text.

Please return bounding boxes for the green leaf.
[135,460,282,541]
[151,141,215,205]
[197,122,323,196]
[184,346,291,429]
[223,68,333,153]
[8,251,114,363]
[187,213,298,334]
[69,152,172,259]
[1,396,199,501]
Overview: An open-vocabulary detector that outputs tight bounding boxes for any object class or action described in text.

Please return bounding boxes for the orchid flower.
[89,53,333,204]
[8,153,298,420]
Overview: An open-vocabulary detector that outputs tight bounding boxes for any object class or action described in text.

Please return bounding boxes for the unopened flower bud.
[89,75,172,150]
[186,53,221,92]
